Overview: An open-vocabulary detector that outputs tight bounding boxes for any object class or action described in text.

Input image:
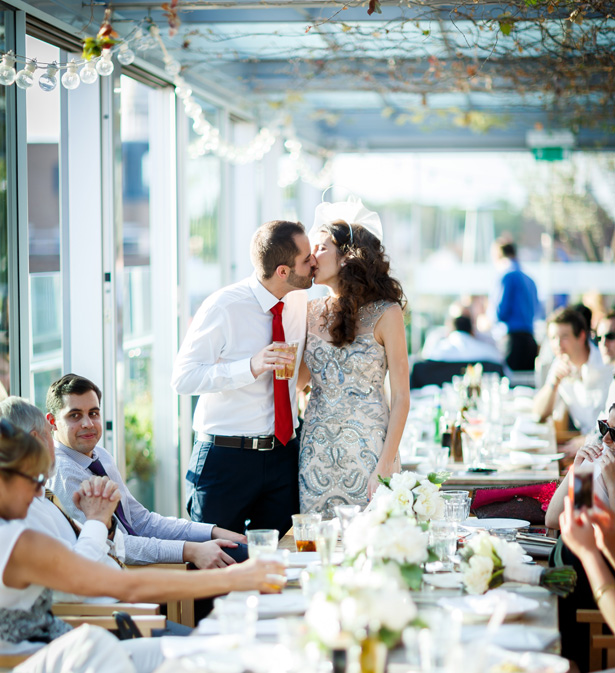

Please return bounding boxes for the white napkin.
[196,619,282,637]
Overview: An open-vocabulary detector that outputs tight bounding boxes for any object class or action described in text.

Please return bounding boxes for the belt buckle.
[255,436,275,451]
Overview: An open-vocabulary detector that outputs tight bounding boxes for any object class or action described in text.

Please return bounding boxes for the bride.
[298,197,410,518]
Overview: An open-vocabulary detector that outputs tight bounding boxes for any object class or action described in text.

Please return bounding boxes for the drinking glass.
[334,504,360,533]
[442,492,471,526]
[428,445,450,472]
[272,340,299,380]
[247,529,279,558]
[292,513,321,552]
[213,591,259,641]
[429,520,457,571]
[418,608,463,673]
[315,520,338,566]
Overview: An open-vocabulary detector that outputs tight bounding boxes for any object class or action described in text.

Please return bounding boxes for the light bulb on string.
[164,55,181,77]
[175,80,192,99]
[38,62,59,91]
[15,59,37,89]
[117,44,135,66]
[0,51,17,86]
[61,60,81,90]
[96,51,114,77]
[80,60,98,85]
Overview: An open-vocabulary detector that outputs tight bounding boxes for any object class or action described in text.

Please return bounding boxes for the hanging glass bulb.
[117,44,135,66]
[163,55,181,77]
[15,59,37,89]
[0,51,17,86]
[80,60,98,85]
[175,82,192,99]
[96,50,114,76]
[61,60,81,90]
[38,62,59,91]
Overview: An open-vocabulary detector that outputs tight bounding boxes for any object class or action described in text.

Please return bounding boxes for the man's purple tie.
[88,458,137,536]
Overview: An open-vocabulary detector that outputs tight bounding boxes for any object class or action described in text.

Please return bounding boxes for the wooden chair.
[52,602,160,617]
[0,653,31,669]
[577,608,615,671]
[126,563,195,627]
[60,615,166,637]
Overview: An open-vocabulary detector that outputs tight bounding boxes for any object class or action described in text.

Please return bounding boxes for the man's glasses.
[596,332,615,343]
[598,420,615,442]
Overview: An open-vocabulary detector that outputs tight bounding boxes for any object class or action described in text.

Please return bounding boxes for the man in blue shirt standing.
[491,239,541,371]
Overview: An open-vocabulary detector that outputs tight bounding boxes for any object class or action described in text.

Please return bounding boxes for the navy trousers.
[186,436,300,537]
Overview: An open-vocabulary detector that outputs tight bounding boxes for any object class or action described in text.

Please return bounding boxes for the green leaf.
[378,475,391,488]
[400,563,424,590]
[498,19,513,35]
[378,626,401,649]
[428,471,451,485]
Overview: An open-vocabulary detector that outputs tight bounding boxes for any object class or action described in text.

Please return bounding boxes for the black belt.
[198,433,295,451]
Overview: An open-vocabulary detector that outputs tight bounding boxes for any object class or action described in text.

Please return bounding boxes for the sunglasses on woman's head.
[598,420,615,442]
[596,332,615,343]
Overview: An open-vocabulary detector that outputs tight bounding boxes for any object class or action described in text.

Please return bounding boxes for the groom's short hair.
[250,220,305,280]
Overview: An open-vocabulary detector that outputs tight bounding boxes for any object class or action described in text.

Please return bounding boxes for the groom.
[172,220,315,537]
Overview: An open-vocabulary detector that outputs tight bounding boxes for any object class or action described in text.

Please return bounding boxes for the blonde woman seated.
[0,420,284,673]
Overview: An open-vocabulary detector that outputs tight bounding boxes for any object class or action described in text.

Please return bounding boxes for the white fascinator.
[308,195,383,245]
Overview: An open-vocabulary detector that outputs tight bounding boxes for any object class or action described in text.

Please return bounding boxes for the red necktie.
[270,301,293,445]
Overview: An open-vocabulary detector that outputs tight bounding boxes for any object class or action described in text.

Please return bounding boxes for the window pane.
[26,36,62,409]
[121,76,154,507]
[0,11,9,400]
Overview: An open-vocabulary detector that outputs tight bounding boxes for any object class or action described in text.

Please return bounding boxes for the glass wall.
[0,10,9,401]
[120,75,155,507]
[186,99,222,317]
[26,36,62,408]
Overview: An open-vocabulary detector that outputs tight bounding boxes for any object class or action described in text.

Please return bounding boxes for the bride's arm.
[368,305,410,498]
[296,357,311,392]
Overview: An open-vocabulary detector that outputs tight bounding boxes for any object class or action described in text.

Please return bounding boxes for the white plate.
[439,589,539,623]
[257,593,308,618]
[462,518,530,530]
[285,567,302,581]
[423,572,463,588]
[287,551,344,567]
[497,451,565,467]
[486,645,569,673]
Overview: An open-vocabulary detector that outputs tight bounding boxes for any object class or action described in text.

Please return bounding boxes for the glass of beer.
[273,341,299,380]
[291,513,321,552]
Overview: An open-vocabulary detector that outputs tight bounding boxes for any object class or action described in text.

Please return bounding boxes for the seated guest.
[47,374,247,568]
[546,403,615,528]
[533,307,612,436]
[0,396,124,603]
[0,420,284,673]
[597,311,615,412]
[422,315,503,364]
[560,493,615,636]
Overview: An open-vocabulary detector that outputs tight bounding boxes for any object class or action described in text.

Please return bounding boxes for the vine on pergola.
[162,0,614,131]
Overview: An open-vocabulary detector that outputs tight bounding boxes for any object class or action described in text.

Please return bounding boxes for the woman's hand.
[588,497,615,567]
[574,439,603,467]
[368,456,400,500]
[225,559,287,594]
[559,496,599,562]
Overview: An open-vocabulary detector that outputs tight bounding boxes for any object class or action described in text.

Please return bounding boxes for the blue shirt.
[49,442,215,565]
[495,260,541,334]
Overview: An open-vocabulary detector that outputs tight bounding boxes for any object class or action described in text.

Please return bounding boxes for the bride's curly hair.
[320,219,406,347]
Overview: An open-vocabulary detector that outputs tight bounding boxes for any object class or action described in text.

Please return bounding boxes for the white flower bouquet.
[369,470,450,523]
[460,531,576,597]
[304,567,419,649]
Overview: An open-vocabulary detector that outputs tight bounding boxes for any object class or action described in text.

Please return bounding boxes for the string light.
[117,44,135,66]
[38,62,59,91]
[0,51,16,86]
[61,60,80,90]
[15,59,37,89]
[80,60,98,85]
[95,50,114,76]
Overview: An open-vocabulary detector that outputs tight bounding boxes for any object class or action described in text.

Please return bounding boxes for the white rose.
[492,538,526,568]
[369,517,429,565]
[463,555,495,595]
[305,594,342,646]
[367,587,417,632]
[413,489,445,522]
[468,531,497,559]
[389,471,420,492]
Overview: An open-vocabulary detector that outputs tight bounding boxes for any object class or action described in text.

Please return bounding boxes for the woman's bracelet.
[593,582,615,603]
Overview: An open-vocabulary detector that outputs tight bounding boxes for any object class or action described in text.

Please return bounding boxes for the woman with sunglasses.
[546,403,615,528]
[0,420,285,673]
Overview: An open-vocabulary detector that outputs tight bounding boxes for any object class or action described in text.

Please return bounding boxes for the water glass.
[247,529,279,559]
[442,491,471,524]
[428,445,450,472]
[429,520,457,570]
[334,504,360,533]
[213,591,259,641]
[292,513,322,552]
[418,608,463,672]
[315,520,338,565]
